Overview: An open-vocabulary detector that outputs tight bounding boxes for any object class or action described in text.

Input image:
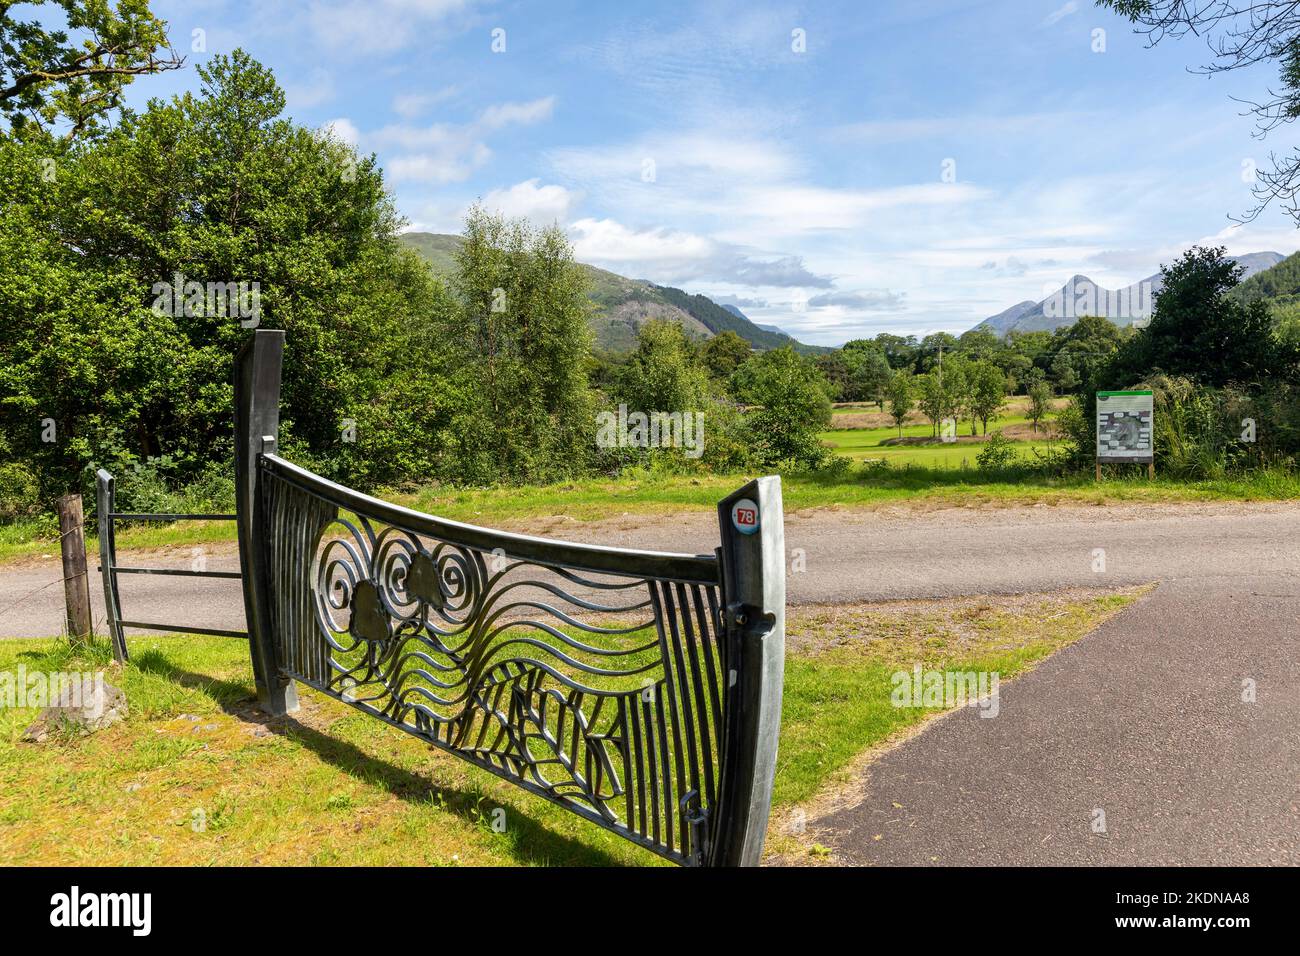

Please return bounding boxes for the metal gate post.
[709,475,785,866]
[95,469,127,662]
[234,329,298,716]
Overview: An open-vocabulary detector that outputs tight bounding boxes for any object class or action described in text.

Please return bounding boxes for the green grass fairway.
[821,426,1055,468]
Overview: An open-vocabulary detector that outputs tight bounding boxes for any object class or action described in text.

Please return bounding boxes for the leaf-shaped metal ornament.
[348,579,391,644]
[405,550,445,609]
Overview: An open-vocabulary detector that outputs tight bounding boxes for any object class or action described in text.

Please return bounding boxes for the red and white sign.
[731,498,760,535]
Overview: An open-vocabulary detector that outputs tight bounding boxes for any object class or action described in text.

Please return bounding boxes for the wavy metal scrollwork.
[264,472,726,863]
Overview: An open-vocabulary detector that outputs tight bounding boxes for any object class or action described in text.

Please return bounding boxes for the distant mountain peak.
[973,251,1285,337]
[398,232,825,354]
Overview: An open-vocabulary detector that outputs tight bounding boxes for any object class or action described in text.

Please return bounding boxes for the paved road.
[1,501,1295,636]
[2,499,1297,864]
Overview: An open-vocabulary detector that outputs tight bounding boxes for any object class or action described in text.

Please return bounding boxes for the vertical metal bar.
[708,475,786,867]
[95,470,127,662]
[656,581,695,854]
[234,329,298,716]
[613,695,630,828]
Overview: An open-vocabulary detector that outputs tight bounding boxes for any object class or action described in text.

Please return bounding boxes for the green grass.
[820,428,1055,467]
[0,588,1141,865]
[772,592,1142,808]
[821,400,1057,467]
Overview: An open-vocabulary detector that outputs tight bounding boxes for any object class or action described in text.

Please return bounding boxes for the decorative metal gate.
[232,330,785,866]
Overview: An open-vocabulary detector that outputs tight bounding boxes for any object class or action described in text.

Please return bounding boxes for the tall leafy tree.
[841,339,893,406]
[701,329,751,385]
[886,369,914,437]
[873,333,920,370]
[453,205,595,483]
[1,0,182,140]
[916,370,946,437]
[1109,245,1286,387]
[730,346,832,467]
[814,350,850,402]
[1,50,459,497]
[918,332,959,373]
[969,361,1007,435]
[615,319,708,413]
[1027,380,1052,434]
[1046,314,1123,394]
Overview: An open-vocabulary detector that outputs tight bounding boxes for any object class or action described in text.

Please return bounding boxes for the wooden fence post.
[57,493,93,648]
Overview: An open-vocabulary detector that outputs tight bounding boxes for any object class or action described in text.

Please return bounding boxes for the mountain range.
[398,232,822,355]
[973,251,1286,336]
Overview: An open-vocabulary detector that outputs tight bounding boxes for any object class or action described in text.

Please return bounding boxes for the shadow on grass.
[130,648,631,867]
[131,647,252,707]
[274,718,628,867]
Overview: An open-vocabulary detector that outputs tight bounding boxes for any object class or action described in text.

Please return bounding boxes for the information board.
[1096,390,1154,463]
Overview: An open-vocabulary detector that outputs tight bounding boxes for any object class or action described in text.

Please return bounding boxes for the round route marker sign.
[731,498,760,535]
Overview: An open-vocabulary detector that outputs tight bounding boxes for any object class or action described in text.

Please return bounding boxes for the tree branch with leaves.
[1099,0,1300,223]
[0,0,182,140]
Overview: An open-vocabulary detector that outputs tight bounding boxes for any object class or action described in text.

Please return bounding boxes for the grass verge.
[0,587,1142,865]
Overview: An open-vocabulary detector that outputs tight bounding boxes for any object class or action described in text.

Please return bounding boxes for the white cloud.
[807,290,907,312]
[1043,2,1079,27]
[549,129,992,248]
[308,0,476,55]
[726,183,992,233]
[569,8,806,102]
[479,97,557,130]
[481,179,578,224]
[369,97,557,184]
[569,218,715,264]
[321,117,360,146]
[567,218,830,288]
[548,133,795,186]
[392,85,460,119]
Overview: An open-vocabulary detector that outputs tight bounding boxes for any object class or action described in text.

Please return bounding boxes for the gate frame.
[233,329,784,865]
[95,469,244,663]
[234,329,297,716]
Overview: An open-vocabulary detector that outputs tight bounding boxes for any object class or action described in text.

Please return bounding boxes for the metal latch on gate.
[680,789,710,867]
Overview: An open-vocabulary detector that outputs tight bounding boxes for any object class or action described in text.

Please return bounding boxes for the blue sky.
[124,0,1300,345]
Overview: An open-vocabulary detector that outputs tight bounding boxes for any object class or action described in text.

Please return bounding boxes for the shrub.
[814,455,856,480]
[0,461,41,520]
[858,458,894,479]
[730,347,833,468]
[976,430,1018,471]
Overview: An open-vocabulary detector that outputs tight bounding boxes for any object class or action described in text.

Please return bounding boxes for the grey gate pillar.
[709,475,785,866]
[234,329,298,716]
